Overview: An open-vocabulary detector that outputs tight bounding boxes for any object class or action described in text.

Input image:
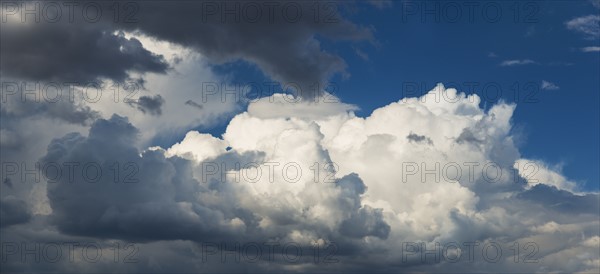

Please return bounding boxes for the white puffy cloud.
[172,84,597,271]
[514,159,577,192]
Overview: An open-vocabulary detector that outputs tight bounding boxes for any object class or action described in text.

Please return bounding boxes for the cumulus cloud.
[1,2,597,272]
[514,159,577,192]
[246,93,357,119]
[40,114,388,246]
[24,84,598,272]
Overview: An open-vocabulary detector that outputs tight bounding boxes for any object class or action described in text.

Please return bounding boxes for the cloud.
[0,196,32,228]
[353,47,370,61]
[40,114,388,245]
[246,93,357,119]
[514,159,576,191]
[541,80,560,90]
[2,1,372,101]
[500,59,536,66]
[582,46,600,52]
[24,84,598,272]
[126,94,165,115]
[406,132,433,145]
[1,21,169,83]
[0,85,101,126]
[566,15,600,39]
[0,129,21,149]
[111,1,374,101]
[0,2,597,270]
[517,184,599,215]
[184,100,204,110]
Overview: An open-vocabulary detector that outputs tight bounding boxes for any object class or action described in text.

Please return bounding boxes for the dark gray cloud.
[111,1,373,100]
[455,128,483,145]
[0,196,32,228]
[517,184,600,215]
[332,173,390,239]
[2,178,13,189]
[184,99,203,110]
[407,132,433,145]
[2,1,372,102]
[1,19,168,84]
[0,95,100,126]
[127,94,165,115]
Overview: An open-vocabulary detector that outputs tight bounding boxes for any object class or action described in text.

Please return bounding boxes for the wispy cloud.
[566,15,600,39]
[353,47,370,61]
[500,59,536,66]
[581,46,600,52]
[541,80,560,90]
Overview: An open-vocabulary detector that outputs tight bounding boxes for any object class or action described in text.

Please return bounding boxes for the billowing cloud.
[0,2,597,272]
[40,114,388,246]
[19,84,597,272]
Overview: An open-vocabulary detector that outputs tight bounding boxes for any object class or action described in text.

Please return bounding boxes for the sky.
[1,0,599,273]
